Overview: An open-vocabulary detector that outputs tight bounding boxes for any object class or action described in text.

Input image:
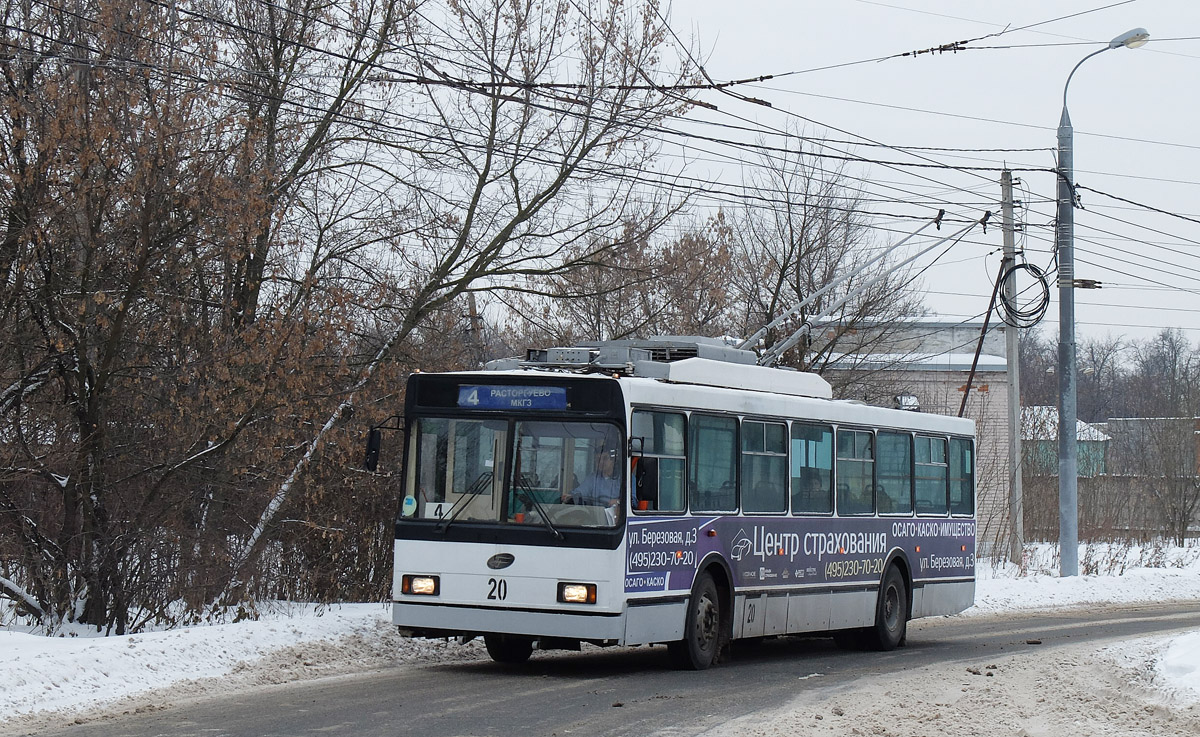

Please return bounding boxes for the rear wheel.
[864,565,908,651]
[484,634,533,664]
[668,572,722,670]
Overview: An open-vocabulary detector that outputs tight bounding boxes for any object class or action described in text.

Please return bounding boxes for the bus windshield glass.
[406,417,622,529]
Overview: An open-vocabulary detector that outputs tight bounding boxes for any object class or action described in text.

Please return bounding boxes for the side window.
[950,437,975,516]
[791,423,832,514]
[741,420,787,513]
[877,432,913,515]
[689,414,737,513]
[915,436,949,515]
[836,429,875,515]
[631,411,687,513]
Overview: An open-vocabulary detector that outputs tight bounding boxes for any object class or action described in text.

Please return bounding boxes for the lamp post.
[1056,27,1149,577]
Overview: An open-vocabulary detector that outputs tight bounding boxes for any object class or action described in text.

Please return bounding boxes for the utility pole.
[1055,99,1080,578]
[1001,170,1024,566]
[1052,27,1148,577]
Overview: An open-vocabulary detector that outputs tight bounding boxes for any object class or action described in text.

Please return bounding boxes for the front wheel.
[864,565,908,651]
[668,572,722,670]
[484,633,533,664]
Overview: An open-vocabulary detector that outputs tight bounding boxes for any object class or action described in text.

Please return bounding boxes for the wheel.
[484,633,534,664]
[668,572,722,670]
[864,565,908,651]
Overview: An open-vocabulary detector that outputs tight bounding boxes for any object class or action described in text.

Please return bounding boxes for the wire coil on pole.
[997,261,1051,329]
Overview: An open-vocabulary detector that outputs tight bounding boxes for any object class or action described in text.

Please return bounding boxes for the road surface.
[16,602,1200,737]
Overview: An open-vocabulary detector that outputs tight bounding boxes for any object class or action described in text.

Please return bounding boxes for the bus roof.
[618,374,974,435]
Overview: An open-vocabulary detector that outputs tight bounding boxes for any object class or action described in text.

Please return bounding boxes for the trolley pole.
[1000,170,1024,566]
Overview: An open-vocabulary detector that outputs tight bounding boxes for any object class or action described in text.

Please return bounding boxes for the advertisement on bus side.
[624,516,975,594]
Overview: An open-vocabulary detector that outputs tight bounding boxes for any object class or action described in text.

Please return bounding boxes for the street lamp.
[1056,27,1148,577]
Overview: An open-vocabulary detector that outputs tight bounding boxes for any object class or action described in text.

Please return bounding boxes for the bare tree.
[507,215,732,345]
[1021,330,1133,423]
[0,0,242,632]
[0,0,698,631]
[723,129,924,388]
[212,0,698,602]
[1108,417,1200,546]
[211,0,407,328]
[1076,335,1129,423]
[1108,329,1200,544]
[1130,329,1200,418]
[1018,328,1056,408]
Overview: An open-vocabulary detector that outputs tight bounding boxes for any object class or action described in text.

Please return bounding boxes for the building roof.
[1022,406,1111,442]
[830,352,1007,373]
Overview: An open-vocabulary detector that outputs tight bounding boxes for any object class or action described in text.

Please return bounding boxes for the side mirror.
[628,436,644,457]
[364,428,382,472]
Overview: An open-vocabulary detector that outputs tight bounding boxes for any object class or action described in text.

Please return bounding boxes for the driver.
[562,447,620,507]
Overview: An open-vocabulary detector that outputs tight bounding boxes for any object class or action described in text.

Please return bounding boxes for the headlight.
[402,574,440,596]
[557,582,597,604]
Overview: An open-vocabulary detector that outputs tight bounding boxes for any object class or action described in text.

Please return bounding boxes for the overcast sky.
[664,0,1200,346]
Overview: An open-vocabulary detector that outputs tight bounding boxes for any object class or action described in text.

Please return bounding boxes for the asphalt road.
[31,603,1200,737]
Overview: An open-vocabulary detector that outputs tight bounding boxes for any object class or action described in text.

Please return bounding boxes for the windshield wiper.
[434,471,492,534]
[514,476,564,541]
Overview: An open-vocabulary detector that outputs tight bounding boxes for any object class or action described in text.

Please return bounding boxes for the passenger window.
[689,414,737,512]
[631,411,687,512]
[791,423,832,514]
[915,436,949,515]
[741,420,787,513]
[836,429,874,515]
[950,437,974,516]
[877,432,913,515]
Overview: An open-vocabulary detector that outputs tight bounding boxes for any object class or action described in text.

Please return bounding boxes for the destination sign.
[457,385,568,410]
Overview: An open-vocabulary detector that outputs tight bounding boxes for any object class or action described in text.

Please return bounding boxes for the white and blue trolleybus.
[384,338,976,669]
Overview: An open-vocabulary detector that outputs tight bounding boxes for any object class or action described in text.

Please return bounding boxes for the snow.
[0,604,385,718]
[1161,631,1200,700]
[2,545,1199,729]
[971,544,1200,614]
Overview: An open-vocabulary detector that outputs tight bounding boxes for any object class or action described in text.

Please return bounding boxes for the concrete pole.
[1056,103,1079,578]
[1000,171,1024,566]
[1052,28,1150,574]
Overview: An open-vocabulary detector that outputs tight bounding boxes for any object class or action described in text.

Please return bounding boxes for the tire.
[484,633,534,664]
[864,565,908,651]
[668,572,722,670]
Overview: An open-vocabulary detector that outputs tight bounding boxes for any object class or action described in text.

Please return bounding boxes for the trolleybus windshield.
[403,417,622,529]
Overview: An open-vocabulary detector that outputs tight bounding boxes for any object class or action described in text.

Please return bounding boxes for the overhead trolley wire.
[1076,185,1200,229]
[14,0,1000,227]
[18,0,1131,290]
[749,87,1200,154]
[693,0,1139,81]
[16,0,1200,340]
[20,0,1024,227]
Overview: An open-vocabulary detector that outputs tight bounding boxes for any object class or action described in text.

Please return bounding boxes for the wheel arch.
[884,547,914,619]
[696,552,734,638]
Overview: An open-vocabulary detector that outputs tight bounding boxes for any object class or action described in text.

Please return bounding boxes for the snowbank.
[972,564,1200,614]
[1161,631,1200,700]
[0,604,386,718]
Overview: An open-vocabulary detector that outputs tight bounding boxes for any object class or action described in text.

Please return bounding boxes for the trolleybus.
[380,338,976,669]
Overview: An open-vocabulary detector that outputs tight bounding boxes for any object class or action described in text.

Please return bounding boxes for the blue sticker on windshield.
[458,385,568,410]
